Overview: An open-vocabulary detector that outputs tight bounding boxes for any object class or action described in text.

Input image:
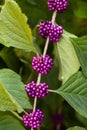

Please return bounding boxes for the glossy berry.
[39,21,52,39]
[36,83,49,98]
[48,0,68,13]
[25,81,36,98]
[32,54,53,75]
[49,25,63,42]
[23,109,44,128]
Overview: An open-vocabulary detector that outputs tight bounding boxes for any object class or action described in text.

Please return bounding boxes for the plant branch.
[52,10,57,24]
[43,37,49,57]
[48,89,57,93]
[31,10,57,130]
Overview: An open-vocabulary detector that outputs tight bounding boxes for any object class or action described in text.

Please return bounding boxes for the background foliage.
[0,0,87,130]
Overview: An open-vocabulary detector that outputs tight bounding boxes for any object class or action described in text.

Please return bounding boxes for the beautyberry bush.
[0,0,87,130]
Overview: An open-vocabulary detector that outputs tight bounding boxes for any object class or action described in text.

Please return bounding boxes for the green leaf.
[0,83,21,111]
[0,69,32,113]
[72,36,87,77]
[0,0,37,53]
[67,126,86,130]
[57,32,80,83]
[56,72,87,118]
[0,112,25,130]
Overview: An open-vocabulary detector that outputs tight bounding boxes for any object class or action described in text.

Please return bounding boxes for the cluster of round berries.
[32,54,53,75]
[48,0,68,13]
[25,81,49,98]
[23,0,68,129]
[39,21,63,42]
[23,109,44,129]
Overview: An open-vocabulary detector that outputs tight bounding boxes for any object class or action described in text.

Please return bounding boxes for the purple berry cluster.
[25,81,49,98]
[48,0,68,13]
[32,54,53,75]
[23,109,44,129]
[39,21,63,42]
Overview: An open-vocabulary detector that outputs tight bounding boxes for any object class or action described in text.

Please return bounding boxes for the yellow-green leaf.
[0,82,23,112]
[0,0,36,53]
[0,69,32,113]
[57,32,80,83]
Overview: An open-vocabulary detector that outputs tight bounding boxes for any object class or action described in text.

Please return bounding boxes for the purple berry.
[39,21,52,39]
[25,81,37,98]
[49,25,63,42]
[48,0,68,13]
[39,20,63,42]
[32,54,53,75]
[22,109,44,128]
[36,83,49,98]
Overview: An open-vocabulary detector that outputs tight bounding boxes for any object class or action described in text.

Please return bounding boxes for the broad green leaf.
[0,83,22,111]
[0,69,32,113]
[67,126,86,130]
[57,33,80,83]
[72,36,87,77]
[56,72,87,118]
[0,0,37,53]
[0,112,25,130]
[74,1,87,19]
